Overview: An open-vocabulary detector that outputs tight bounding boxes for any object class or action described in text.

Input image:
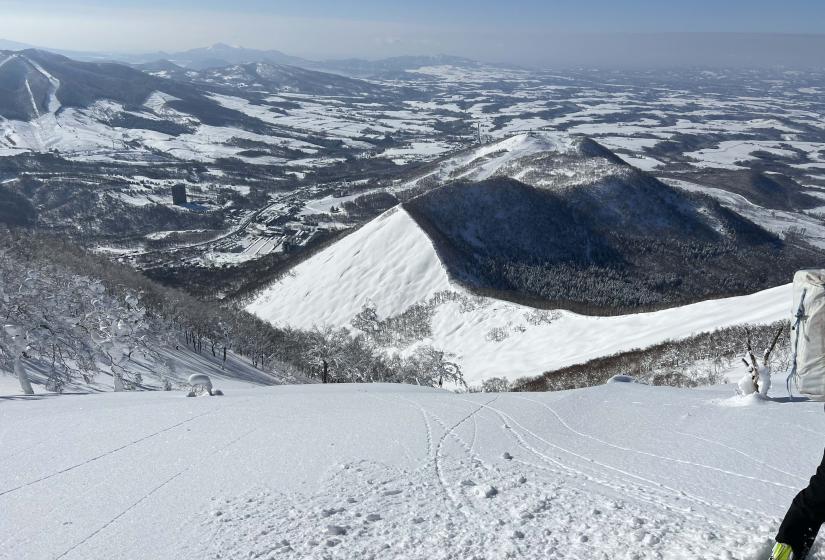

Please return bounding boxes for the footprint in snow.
[321,507,344,517]
[325,524,347,536]
[476,485,498,498]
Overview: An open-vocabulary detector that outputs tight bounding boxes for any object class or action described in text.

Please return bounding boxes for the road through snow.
[1,382,824,559]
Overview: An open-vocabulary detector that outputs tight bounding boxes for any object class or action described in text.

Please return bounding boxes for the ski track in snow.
[199,390,785,559]
[3,383,824,560]
[467,397,756,526]
[23,79,40,117]
[0,408,215,497]
[55,427,260,560]
[674,430,808,484]
[514,395,799,491]
[417,395,499,526]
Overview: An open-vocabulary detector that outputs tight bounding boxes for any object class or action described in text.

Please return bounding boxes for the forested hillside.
[404,176,819,313]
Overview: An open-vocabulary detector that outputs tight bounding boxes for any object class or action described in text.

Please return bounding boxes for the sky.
[1,0,824,67]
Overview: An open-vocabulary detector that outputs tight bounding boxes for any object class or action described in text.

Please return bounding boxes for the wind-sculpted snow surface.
[1,382,822,559]
[247,206,452,327]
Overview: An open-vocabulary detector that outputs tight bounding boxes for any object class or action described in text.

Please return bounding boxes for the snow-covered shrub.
[737,365,771,397]
[485,327,510,342]
[187,374,214,396]
[481,377,511,392]
[524,309,560,326]
[517,322,789,392]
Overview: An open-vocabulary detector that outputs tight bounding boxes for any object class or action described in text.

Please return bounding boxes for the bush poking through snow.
[737,326,782,397]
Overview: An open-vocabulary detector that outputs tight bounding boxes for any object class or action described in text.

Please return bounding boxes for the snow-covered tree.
[0,244,160,393]
[481,377,511,393]
[410,346,464,388]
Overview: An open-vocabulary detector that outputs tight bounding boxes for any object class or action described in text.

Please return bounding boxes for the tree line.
[0,227,464,393]
[514,321,791,392]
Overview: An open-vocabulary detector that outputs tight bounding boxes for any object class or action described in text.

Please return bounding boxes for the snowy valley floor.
[2,382,825,560]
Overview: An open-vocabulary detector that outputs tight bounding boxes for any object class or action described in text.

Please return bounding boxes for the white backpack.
[790,269,825,397]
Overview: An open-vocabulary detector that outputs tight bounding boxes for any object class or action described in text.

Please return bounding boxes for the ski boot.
[770,542,795,560]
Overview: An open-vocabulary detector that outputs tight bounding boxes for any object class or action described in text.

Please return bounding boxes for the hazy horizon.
[1,0,824,68]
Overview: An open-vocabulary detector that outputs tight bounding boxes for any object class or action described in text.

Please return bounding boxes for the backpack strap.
[787,288,807,400]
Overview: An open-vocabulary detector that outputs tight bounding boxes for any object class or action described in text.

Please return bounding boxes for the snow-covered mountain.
[392,132,592,190]
[148,61,385,96]
[245,132,818,383]
[0,50,243,123]
[0,50,61,120]
[0,49,277,158]
[122,43,483,78]
[246,204,792,384]
[161,42,310,70]
[0,40,487,77]
[397,133,814,309]
[0,49,382,163]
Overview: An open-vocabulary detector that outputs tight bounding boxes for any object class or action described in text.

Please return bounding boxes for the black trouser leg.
[776,448,825,557]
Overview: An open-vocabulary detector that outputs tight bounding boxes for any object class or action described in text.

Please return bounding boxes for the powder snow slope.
[247,204,792,385]
[1,381,822,559]
[247,206,452,327]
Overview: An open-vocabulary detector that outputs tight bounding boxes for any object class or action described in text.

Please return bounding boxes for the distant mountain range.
[0,40,484,78]
[0,48,394,167]
[0,49,269,127]
[140,43,309,70]
[138,59,387,96]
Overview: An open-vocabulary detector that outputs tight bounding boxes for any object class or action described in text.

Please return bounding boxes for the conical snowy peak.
[247,207,451,330]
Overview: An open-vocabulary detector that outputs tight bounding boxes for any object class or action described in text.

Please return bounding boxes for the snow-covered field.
[248,206,792,384]
[2,381,823,559]
[391,133,579,192]
[666,178,825,249]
